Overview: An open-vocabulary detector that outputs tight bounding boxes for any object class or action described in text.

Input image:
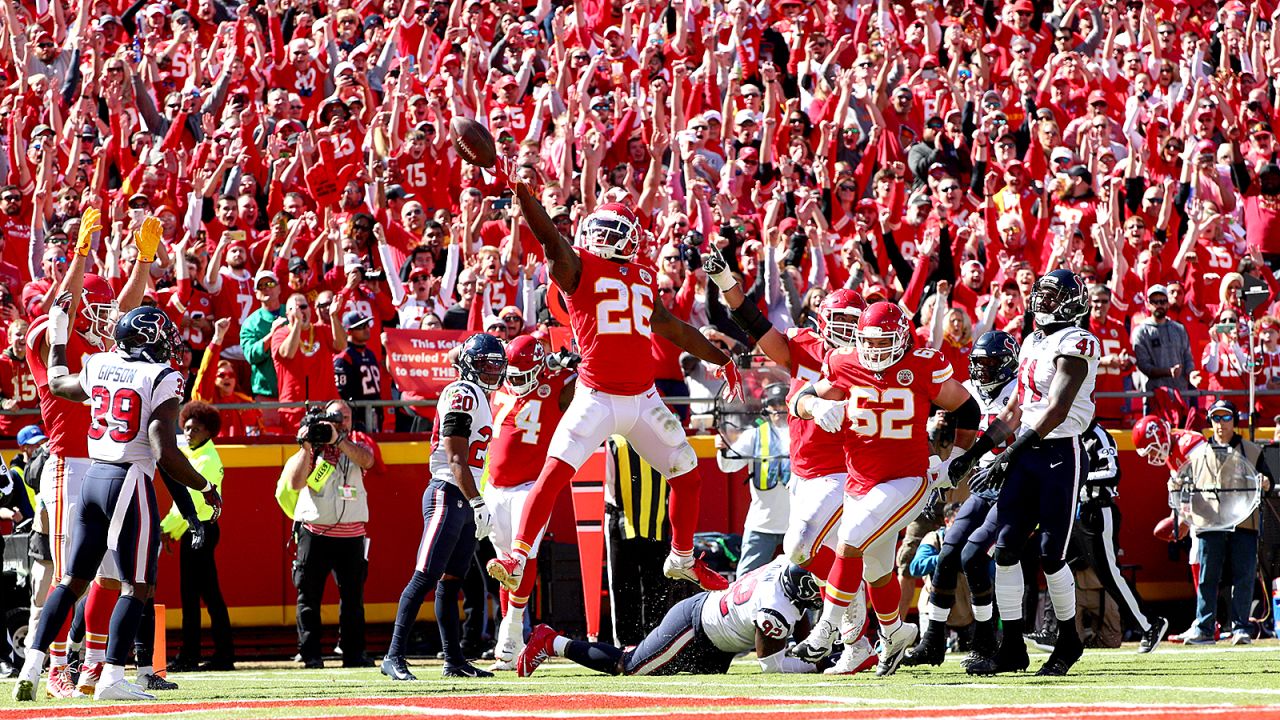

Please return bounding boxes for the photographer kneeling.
[282,400,380,668]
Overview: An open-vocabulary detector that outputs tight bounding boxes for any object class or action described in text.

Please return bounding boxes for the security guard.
[715,384,791,574]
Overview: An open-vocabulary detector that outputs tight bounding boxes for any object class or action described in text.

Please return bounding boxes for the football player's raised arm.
[46,305,88,402]
[650,300,730,366]
[717,266,791,368]
[513,180,581,294]
[152,398,223,516]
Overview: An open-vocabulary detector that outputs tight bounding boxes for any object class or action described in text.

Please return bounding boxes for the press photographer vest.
[294,452,369,529]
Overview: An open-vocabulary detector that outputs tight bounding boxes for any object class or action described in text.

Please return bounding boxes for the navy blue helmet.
[1028,269,1088,328]
[780,563,822,610]
[969,330,1020,396]
[114,306,180,363]
[456,333,508,391]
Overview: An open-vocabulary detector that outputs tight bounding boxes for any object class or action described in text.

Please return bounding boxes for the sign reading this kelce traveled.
[384,329,468,398]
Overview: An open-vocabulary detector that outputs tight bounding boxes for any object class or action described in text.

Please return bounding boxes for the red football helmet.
[504,334,546,397]
[1132,415,1171,466]
[80,274,117,342]
[577,203,639,262]
[856,301,912,371]
[816,289,866,348]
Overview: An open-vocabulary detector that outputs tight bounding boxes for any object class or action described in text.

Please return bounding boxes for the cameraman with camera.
[281,400,380,669]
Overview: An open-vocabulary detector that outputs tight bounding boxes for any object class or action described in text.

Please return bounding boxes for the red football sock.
[1190,563,1201,592]
[499,588,509,613]
[823,554,863,609]
[511,557,537,608]
[84,582,118,663]
[511,459,576,558]
[804,545,836,580]
[666,468,703,555]
[868,578,903,627]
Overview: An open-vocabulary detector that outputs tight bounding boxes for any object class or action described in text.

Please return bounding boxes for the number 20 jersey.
[822,346,954,494]
[429,379,494,488]
[1016,326,1099,439]
[565,251,660,395]
[78,352,184,476]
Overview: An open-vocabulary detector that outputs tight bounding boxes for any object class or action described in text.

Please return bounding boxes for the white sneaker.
[788,619,839,662]
[839,588,867,645]
[875,623,919,677]
[94,678,156,701]
[1230,631,1252,646]
[824,636,878,675]
[487,617,524,671]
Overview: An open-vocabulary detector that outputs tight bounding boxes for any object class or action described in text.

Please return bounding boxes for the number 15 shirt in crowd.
[78,353,184,477]
[821,346,954,495]
[429,379,493,488]
[565,252,659,396]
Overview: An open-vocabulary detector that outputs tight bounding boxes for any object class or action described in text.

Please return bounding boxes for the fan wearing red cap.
[486,181,739,599]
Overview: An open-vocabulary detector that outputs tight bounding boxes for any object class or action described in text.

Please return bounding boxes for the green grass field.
[1,643,1278,719]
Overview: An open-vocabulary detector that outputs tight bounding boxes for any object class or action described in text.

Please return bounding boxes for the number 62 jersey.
[429,379,494,488]
[80,352,185,477]
[1016,326,1099,439]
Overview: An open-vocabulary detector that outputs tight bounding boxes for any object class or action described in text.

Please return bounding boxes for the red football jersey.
[212,269,256,344]
[822,346,954,494]
[487,370,572,488]
[26,318,96,458]
[0,349,39,436]
[565,252,658,395]
[785,328,846,479]
[1166,429,1207,472]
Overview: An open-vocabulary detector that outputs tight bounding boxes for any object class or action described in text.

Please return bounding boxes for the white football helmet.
[576,202,640,262]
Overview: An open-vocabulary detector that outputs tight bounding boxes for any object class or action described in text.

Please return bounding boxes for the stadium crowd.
[1,0,1279,438]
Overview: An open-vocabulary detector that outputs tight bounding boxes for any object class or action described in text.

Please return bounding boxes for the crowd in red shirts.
[3,0,1280,438]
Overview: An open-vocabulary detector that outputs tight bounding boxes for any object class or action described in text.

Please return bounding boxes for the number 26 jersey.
[565,251,660,395]
[1016,326,1099,439]
[822,346,954,494]
[79,353,185,476]
[429,380,494,488]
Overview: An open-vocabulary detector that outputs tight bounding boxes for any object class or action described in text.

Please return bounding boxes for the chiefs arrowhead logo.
[639,269,652,284]
[537,384,551,398]
[897,369,914,385]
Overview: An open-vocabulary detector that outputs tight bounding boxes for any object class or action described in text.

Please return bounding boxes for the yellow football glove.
[135,216,163,263]
[76,207,102,258]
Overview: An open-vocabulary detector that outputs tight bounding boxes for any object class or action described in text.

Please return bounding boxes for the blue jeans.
[737,529,784,575]
[1194,530,1258,635]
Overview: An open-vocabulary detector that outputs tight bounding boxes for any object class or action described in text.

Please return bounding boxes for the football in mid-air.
[451,117,497,168]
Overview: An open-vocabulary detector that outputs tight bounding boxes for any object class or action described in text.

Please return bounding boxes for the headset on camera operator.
[280,399,380,669]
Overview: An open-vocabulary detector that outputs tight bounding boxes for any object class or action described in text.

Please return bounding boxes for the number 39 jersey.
[565,251,659,395]
[1016,326,1099,439]
[78,353,184,476]
[822,346,954,494]
[429,380,494,488]
[487,370,572,488]
[699,558,804,652]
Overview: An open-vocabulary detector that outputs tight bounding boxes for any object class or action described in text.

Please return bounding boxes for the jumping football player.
[15,306,221,701]
[788,302,979,676]
[382,333,508,681]
[483,335,577,671]
[706,248,876,675]
[515,558,822,677]
[488,182,739,595]
[960,270,1100,677]
[905,330,1019,669]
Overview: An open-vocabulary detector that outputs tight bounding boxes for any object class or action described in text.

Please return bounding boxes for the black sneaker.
[442,662,494,678]
[966,639,1029,676]
[1036,622,1083,676]
[903,622,947,667]
[381,656,417,681]
[138,673,180,691]
[1023,628,1058,653]
[342,655,376,668]
[301,657,325,669]
[1138,617,1170,655]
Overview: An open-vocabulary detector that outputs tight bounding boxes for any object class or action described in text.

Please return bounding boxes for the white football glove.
[470,496,493,539]
[928,454,955,489]
[48,305,70,345]
[809,398,847,433]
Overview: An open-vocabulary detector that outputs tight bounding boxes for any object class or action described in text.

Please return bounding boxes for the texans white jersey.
[963,378,1018,468]
[699,557,804,652]
[1016,326,1099,439]
[429,379,494,488]
[78,352,184,476]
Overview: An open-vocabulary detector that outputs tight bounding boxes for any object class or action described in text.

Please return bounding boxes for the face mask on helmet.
[856,324,908,371]
[465,355,507,391]
[1029,274,1086,327]
[820,306,860,348]
[576,206,638,261]
[1133,417,1171,466]
[969,354,1014,394]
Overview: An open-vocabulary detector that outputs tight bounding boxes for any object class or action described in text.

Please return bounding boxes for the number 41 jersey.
[429,379,495,488]
[79,352,184,476]
[822,346,955,494]
[565,251,660,395]
[1016,326,1099,439]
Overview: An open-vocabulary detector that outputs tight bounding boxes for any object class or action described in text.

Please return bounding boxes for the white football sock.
[137,665,154,677]
[99,663,125,688]
[928,604,951,623]
[19,650,44,683]
[994,564,1023,621]
[1045,565,1077,621]
[973,603,993,622]
[551,636,571,657]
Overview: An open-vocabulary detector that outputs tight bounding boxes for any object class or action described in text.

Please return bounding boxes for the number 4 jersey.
[1016,326,1099,439]
[565,251,659,395]
[486,370,572,488]
[822,346,954,494]
[429,380,494,488]
[79,352,185,476]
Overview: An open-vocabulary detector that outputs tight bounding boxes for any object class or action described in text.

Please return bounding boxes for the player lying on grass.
[515,558,823,677]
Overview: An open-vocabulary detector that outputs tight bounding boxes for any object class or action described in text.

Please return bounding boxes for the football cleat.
[967,639,1030,675]
[1138,617,1170,654]
[662,554,729,591]
[488,618,524,671]
[1023,627,1058,653]
[137,673,179,691]
[838,588,867,644]
[875,622,919,677]
[442,662,492,678]
[517,624,558,678]
[94,678,156,701]
[46,665,77,699]
[788,619,840,662]
[903,624,947,667]
[76,661,103,696]
[380,656,417,682]
[823,637,877,675]
[12,679,33,702]
[1036,625,1083,676]
[487,556,525,593]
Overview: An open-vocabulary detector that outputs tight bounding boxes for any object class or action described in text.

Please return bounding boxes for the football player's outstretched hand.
[136,216,163,262]
[704,247,736,290]
[809,398,847,433]
[77,207,102,257]
[715,360,743,401]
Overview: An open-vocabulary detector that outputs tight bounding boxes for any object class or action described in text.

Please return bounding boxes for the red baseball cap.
[1087,90,1107,105]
